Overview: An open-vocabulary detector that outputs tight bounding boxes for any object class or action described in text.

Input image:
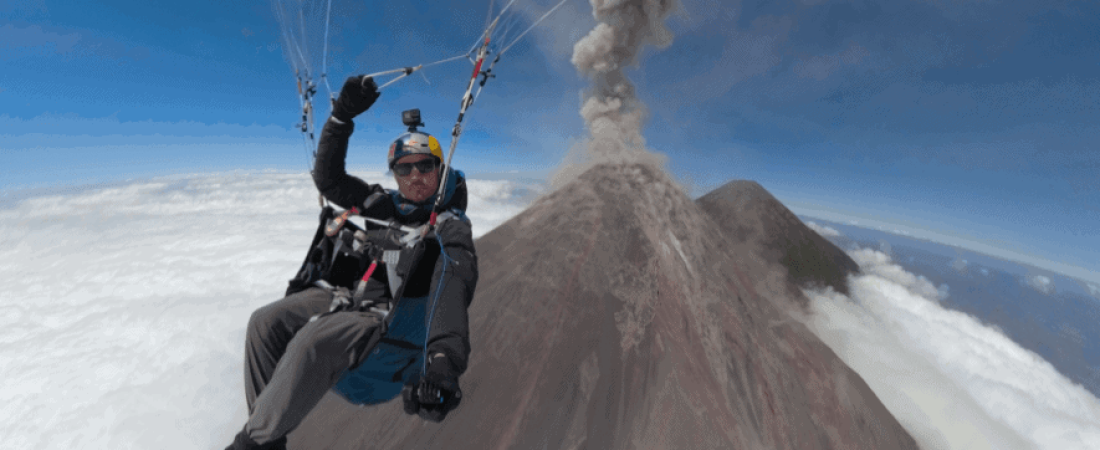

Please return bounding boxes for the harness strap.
[308,281,393,323]
[306,206,466,333]
[354,260,380,298]
[383,250,403,297]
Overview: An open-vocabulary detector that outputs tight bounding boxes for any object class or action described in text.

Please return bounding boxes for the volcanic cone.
[290,163,916,450]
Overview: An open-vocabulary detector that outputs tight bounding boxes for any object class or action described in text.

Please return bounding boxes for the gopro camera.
[402,109,424,131]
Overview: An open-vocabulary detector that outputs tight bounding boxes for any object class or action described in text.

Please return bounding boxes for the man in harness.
[225,76,479,450]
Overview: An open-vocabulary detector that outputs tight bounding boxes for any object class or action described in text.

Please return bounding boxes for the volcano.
[289,163,917,449]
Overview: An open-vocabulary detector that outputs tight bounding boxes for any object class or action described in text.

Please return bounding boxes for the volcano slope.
[696,180,860,298]
[289,162,917,450]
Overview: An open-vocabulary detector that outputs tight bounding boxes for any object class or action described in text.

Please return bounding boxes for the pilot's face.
[393,154,440,203]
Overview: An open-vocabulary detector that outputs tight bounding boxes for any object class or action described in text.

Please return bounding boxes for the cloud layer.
[805,220,841,238]
[0,171,536,449]
[799,247,1100,449]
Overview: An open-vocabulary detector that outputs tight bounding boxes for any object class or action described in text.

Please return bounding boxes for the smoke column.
[553,0,679,187]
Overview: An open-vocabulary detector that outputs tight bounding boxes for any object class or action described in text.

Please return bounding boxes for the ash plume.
[552,0,679,188]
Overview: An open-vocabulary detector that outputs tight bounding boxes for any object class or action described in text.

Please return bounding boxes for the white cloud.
[937,282,950,300]
[1026,274,1055,295]
[464,178,545,238]
[1087,283,1100,299]
[0,171,530,449]
[850,248,943,300]
[805,220,841,238]
[951,258,968,274]
[800,248,1100,450]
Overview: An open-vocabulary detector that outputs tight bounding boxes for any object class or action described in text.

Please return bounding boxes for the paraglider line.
[494,14,521,49]
[496,0,521,23]
[363,54,466,91]
[430,8,505,226]
[275,1,311,75]
[464,0,518,58]
[421,53,467,68]
[298,128,315,171]
[288,33,310,78]
[500,0,570,56]
[298,9,312,73]
[484,0,495,30]
[321,0,335,99]
[421,237,454,374]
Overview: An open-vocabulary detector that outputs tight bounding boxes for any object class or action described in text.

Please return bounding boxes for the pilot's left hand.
[402,352,462,422]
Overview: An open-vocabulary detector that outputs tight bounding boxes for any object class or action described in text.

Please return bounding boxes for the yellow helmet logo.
[428,135,443,160]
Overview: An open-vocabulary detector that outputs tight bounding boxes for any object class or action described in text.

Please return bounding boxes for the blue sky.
[2,0,1098,280]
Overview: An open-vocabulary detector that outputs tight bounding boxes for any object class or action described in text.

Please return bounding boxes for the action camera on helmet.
[402,109,424,132]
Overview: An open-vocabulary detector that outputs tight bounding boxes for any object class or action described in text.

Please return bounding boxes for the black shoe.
[225,429,287,450]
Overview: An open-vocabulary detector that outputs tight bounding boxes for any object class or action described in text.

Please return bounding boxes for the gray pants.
[243,287,384,444]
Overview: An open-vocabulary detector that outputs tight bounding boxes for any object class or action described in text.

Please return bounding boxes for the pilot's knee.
[247,301,288,343]
[299,312,381,353]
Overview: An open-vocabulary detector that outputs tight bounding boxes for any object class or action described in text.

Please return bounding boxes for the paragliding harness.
[285,195,434,327]
[283,189,469,405]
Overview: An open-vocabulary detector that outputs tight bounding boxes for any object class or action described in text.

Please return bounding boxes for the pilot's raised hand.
[331,75,380,123]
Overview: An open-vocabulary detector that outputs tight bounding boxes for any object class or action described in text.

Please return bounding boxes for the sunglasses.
[392,159,439,176]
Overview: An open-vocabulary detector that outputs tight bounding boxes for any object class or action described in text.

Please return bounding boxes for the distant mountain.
[289,163,916,449]
[697,180,860,298]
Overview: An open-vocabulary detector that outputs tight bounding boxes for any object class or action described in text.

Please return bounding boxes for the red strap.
[471,59,484,79]
[361,260,378,282]
[470,37,489,78]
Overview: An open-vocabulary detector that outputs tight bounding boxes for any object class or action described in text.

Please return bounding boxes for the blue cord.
[422,222,455,374]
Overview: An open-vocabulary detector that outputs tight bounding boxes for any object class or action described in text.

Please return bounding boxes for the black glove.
[402,353,462,422]
[331,75,380,122]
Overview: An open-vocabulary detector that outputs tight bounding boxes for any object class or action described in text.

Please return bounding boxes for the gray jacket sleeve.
[312,118,386,210]
[425,212,479,376]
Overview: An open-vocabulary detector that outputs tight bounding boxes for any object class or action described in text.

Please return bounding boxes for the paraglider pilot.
[225,76,478,450]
